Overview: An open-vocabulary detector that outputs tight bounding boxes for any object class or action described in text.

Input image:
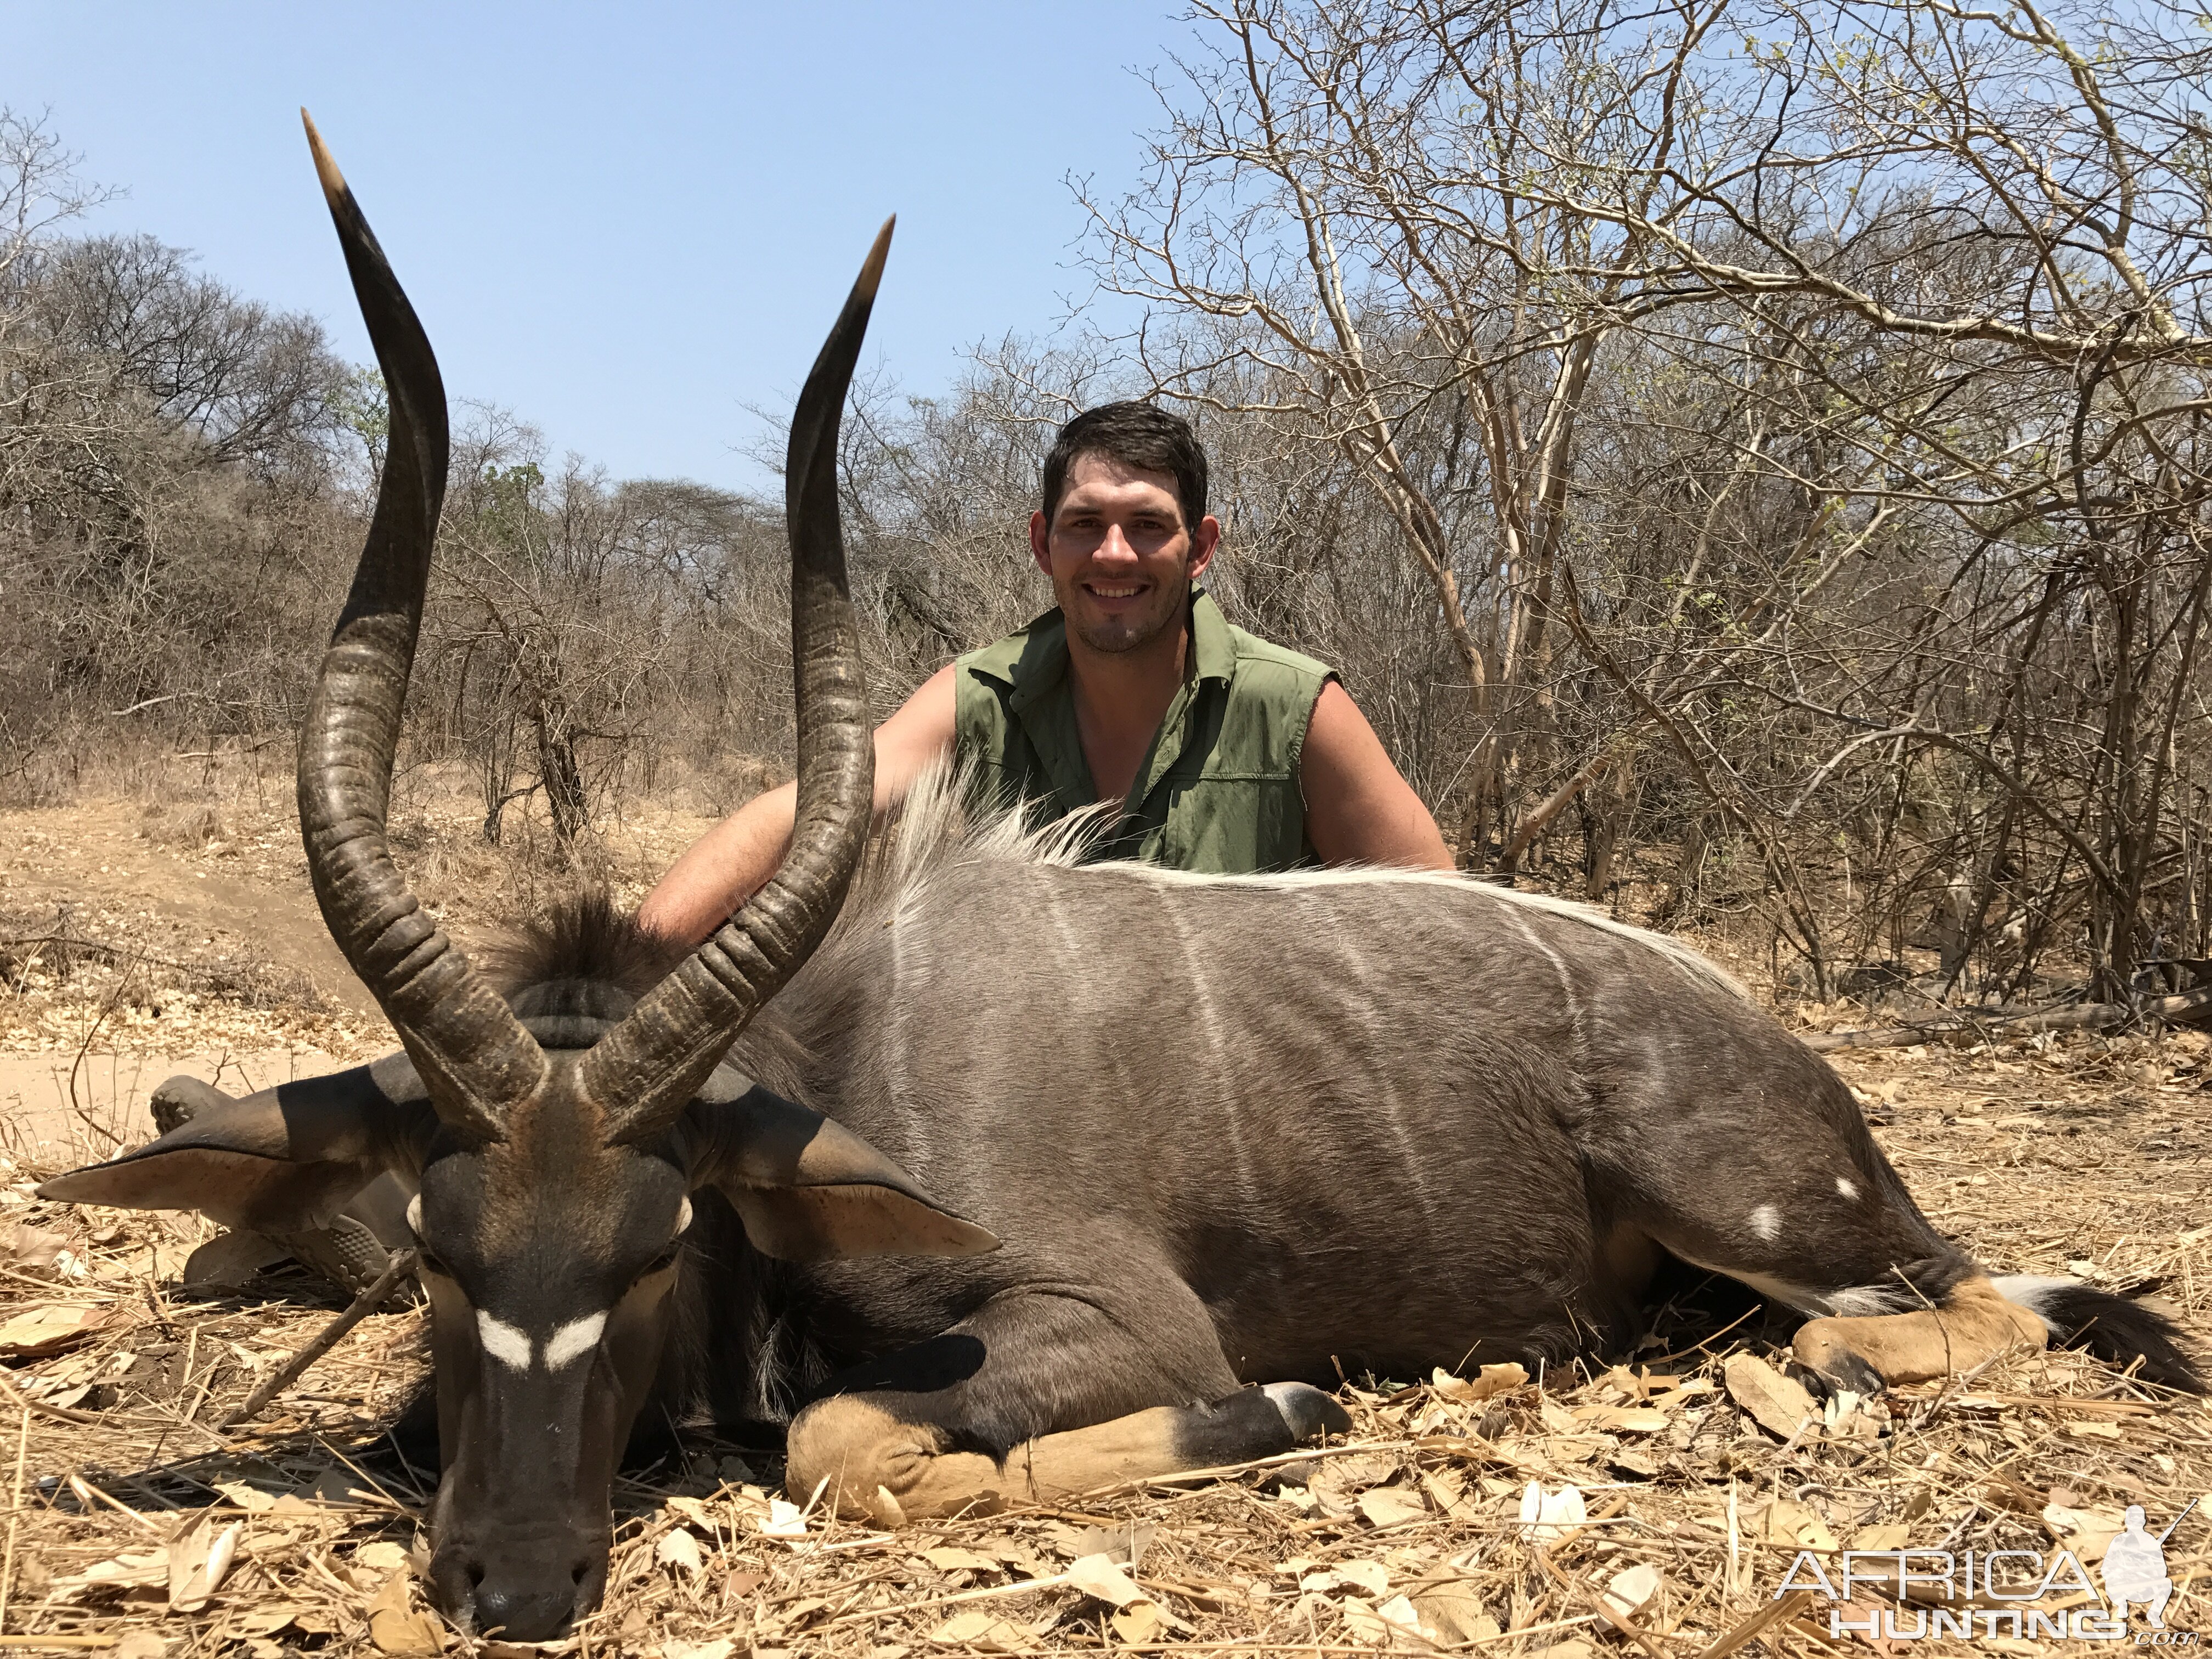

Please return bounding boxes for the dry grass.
[3,757,2207,1652]
[0,1026,2204,1657]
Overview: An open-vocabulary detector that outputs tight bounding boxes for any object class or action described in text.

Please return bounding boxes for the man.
[639,402,1449,945]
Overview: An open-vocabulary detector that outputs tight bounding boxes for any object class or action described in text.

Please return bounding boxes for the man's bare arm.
[1300,680,1453,870]
[637,665,960,945]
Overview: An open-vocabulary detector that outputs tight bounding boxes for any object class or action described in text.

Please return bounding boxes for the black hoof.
[1263,1381,1353,1441]
[1792,1350,1883,1402]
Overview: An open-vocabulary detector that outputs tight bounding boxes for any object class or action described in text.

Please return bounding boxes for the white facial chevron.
[476,1310,534,1370]
[544,1313,606,1370]
[476,1308,607,1372]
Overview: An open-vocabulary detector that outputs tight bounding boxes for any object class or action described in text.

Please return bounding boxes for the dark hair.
[1040,402,1208,533]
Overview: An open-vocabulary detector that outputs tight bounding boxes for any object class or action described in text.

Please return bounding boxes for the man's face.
[1030,453,1219,656]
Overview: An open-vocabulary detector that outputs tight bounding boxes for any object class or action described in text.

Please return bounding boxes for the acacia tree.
[1088,0,2212,1002]
[1082,0,1760,862]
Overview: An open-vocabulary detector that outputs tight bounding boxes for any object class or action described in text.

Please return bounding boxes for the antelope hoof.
[1792,1323,1889,1398]
[1791,1348,1884,1402]
[1262,1382,1353,1440]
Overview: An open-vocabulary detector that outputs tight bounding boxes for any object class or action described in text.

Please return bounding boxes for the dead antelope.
[41,122,2198,1644]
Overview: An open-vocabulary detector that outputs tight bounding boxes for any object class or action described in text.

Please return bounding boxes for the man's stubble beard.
[1063,579,1190,657]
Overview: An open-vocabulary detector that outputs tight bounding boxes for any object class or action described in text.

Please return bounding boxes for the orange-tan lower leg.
[783,1384,1345,1525]
[1793,1275,2047,1387]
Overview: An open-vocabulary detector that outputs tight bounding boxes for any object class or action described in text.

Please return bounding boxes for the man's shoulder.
[957,607,1065,692]
[1221,619,1335,689]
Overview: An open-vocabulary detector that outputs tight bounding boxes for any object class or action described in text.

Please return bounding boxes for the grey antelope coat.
[36,115,2198,1647]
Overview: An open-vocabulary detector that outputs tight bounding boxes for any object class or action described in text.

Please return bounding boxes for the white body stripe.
[1748,1204,1781,1242]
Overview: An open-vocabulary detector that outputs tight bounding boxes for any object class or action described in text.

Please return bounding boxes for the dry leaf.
[1339,1600,1393,1644]
[1601,1562,1662,1620]
[1335,1559,1392,1596]
[1375,1595,1424,1635]
[1740,1497,1839,1551]
[0,1302,105,1358]
[366,1572,444,1656]
[2066,1419,2124,1440]
[1065,1551,1147,1607]
[60,1548,168,1596]
[2043,1502,2125,1562]
[1066,1553,1192,1635]
[1431,1362,1527,1401]
[113,1637,171,1659]
[211,1481,278,1514]
[1052,1521,1154,1567]
[921,1545,1000,1573]
[1723,1353,1818,1440]
[1413,1584,1496,1643]
[663,1640,736,1659]
[1857,1523,1910,1551]
[6,1223,69,1273]
[1578,1404,1670,1433]
[656,1527,705,1577]
[928,1610,1030,1650]
[1110,1601,1167,1644]
[356,1542,410,1574]
[663,1494,713,1527]
[1358,1486,1429,1528]
[759,1497,808,1538]
[225,1604,303,1638]
[1517,1481,1586,1541]
[167,1513,240,1611]
[1342,1595,1424,1644]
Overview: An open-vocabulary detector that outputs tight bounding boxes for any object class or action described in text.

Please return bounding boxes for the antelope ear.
[37,1054,435,1233]
[686,1079,997,1262]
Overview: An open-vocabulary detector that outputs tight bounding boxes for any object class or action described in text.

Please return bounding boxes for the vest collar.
[990,588,1233,714]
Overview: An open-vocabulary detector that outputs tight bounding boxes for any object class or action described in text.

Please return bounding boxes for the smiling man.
[639,402,1448,944]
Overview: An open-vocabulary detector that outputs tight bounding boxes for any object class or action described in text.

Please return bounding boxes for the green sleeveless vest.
[952,589,1336,873]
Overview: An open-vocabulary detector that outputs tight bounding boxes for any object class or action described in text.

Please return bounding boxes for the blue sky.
[7,3,1187,490]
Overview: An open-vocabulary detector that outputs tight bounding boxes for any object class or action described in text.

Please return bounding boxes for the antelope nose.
[466,1566,588,1654]
[471,1578,583,1644]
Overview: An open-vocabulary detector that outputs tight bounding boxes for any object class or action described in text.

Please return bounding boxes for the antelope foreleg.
[785,1384,1348,1524]
[1792,1275,2047,1392]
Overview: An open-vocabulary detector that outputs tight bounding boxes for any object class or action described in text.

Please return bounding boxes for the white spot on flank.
[543,1312,607,1370]
[476,1311,533,1370]
[1836,1176,1860,1200]
[405,1194,423,1235]
[1748,1204,1782,1242]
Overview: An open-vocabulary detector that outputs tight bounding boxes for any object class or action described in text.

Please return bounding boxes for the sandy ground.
[2,784,2209,1656]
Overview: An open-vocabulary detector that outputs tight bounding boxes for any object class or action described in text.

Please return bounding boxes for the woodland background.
[8,0,2212,1014]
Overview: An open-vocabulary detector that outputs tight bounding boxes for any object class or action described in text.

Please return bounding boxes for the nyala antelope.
[42,118,2198,1643]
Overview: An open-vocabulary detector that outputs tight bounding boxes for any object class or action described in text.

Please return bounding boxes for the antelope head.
[41,117,992,1641]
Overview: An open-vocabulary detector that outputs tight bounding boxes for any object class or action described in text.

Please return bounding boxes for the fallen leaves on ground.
[1723,1351,1819,1440]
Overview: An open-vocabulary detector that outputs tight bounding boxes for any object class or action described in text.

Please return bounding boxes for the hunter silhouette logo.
[1775,1496,2201,1643]
[2104,1499,2194,1629]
